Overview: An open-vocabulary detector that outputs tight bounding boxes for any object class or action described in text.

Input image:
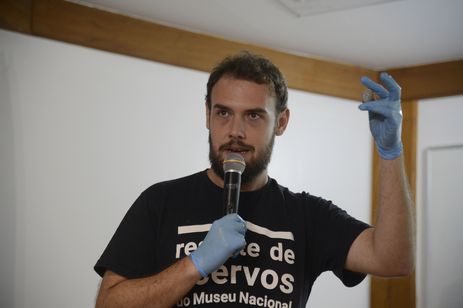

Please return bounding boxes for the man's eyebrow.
[212,104,268,114]
[246,107,268,114]
[212,104,231,110]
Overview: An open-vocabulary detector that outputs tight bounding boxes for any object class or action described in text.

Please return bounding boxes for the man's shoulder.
[143,170,207,194]
[268,177,331,207]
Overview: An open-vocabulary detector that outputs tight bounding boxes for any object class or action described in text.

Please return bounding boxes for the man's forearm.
[96,213,247,307]
[96,256,201,308]
[373,155,415,275]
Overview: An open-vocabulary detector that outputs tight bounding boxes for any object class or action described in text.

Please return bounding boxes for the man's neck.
[206,168,268,192]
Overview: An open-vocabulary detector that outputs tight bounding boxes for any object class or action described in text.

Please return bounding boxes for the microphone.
[223,153,246,215]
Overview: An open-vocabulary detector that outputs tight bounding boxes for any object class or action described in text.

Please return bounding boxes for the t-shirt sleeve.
[94,190,158,278]
[307,195,371,287]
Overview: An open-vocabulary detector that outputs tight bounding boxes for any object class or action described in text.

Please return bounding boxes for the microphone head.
[223,152,246,174]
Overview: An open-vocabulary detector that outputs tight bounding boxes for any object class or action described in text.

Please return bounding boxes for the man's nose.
[228,116,246,139]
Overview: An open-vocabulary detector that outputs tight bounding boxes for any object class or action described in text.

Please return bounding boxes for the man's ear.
[275,108,290,136]
[205,103,211,130]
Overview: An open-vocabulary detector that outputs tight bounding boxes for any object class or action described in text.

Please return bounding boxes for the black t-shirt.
[95,171,370,307]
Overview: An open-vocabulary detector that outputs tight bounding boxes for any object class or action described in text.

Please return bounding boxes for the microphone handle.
[224,171,241,215]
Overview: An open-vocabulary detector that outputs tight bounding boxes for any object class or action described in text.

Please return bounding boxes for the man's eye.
[248,113,260,120]
[217,110,229,117]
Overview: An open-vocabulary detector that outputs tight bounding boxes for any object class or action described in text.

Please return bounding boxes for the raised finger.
[361,76,389,99]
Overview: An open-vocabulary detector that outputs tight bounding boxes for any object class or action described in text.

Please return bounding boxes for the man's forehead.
[211,77,276,106]
[213,76,273,93]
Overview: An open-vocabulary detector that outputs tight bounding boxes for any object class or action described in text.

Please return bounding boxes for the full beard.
[208,133,275,185]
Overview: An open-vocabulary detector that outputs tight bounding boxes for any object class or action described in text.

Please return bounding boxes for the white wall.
[0,29,371,308]
[416,95,463,308]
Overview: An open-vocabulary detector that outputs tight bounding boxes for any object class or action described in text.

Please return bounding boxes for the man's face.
[207,77,288,184]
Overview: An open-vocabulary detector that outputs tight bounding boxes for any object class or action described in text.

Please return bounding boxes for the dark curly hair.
[206,51,288,114]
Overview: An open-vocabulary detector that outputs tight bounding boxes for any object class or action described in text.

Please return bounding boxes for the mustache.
[218,140,254,152]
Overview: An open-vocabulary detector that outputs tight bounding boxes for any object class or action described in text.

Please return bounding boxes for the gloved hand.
[359,72,403,160]
[189,213,247,277]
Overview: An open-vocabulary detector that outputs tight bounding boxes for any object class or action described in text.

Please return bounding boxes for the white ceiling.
[72,0,463,70]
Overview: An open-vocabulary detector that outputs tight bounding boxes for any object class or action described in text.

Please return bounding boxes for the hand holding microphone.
[190,153,247,277]
[189,214,247,277]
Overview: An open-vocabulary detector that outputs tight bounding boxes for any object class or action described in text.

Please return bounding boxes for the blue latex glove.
[189,214,247,277]
[359,72,403,160]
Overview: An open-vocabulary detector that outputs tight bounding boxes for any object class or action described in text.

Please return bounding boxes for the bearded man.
[94,51,414,308]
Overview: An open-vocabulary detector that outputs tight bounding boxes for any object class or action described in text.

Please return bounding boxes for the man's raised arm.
[345,73,415,276]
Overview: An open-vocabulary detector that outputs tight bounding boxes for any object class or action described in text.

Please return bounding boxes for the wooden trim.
[388,60,463,100]
[402,100,418,194]
[0,0,32,33]
[3,0,462,102]
[2,0,462,102]
[370,100,417,308]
